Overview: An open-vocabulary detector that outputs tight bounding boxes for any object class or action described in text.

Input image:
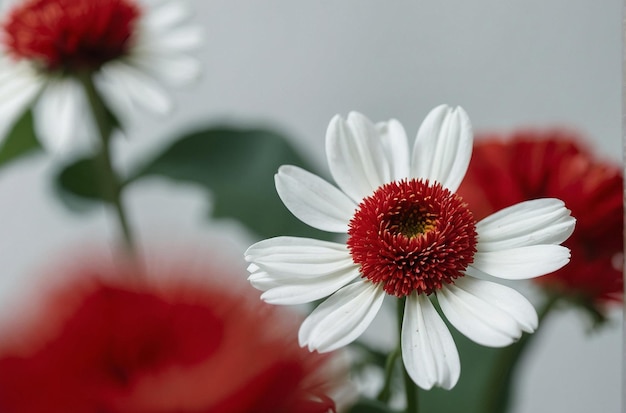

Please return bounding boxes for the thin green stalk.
[78,72,135,253]
[482,295,560,413]
[377,344,401,402]
[398,297,419,413]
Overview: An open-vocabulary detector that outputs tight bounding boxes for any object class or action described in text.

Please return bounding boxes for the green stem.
[78,72,135,253]
[398,298,419,413]
[482,295,560,413]
[377,344,401,402]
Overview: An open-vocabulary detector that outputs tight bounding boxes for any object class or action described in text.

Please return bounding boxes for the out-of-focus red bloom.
[457,130,623,308]
[0,253,350,413]
[3,0,141,71]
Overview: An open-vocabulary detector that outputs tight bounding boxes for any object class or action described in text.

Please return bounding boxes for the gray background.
[0,1,621,412]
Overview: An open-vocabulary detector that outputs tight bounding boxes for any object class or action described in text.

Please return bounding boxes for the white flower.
[245,105,575,390]
[0,0,202,154]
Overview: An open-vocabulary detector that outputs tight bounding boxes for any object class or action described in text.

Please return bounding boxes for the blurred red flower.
[457,130,623,309]
[0,253,350,413]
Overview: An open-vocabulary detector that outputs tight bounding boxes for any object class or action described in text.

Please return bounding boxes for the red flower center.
[347,179,478,297]
[2,0,141,72]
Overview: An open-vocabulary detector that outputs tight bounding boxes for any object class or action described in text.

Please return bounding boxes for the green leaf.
[348,399,397,413]
[56,154,114,203]
[0,110,42,169]
[129,127,333,240]
[53,126,332,240]
[54,149,125,214]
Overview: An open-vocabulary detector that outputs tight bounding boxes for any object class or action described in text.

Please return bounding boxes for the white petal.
[93,71,134,122]
[259,267,361,305]
[377,119,410,181]
[246,236,353,276]
[275,165,356,233]
[0,58,43,98]
[246,236,348,260]
[401,293,460,390]
[137,0,202,52]
[438,277,538,347]
[471,245,570,280]
[325,112,391,202]
[129,53,201,85]
[98,62,172,114]
[411,105,472,192]
[148,26,204,52]
[33,78,96,154]
[247,268,283,290]
[299,281,385,352]
[462,265,496,281]
[143,0,190,30]
[246,237,357,299]
[477,199,575,251]
[0,62,43,144]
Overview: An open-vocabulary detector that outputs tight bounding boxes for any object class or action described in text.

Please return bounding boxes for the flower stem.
[481,295,560,413]
[398,298,419,413]
[78,72,135,254]
[376,344,401,402]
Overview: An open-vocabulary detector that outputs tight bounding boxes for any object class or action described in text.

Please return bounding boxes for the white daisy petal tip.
[259,290,281,304]
[297,331,307,348]
[298,325,321,353]
[425,104,471,127]
[472,244,571,280]
[326,114,345,135]
[523,311,539,334]
[376,118,411,181]
[253,267,360,306]
[275,165,291,181]
[476,203,576,252]
[346,110,372,125]
[248,278,269,292]
[325,109,396,201]
[412,104,473,192]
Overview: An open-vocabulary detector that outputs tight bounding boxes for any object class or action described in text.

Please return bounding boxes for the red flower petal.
[458,130,623,306]
[0,255,347,412]
[3,0,140,71]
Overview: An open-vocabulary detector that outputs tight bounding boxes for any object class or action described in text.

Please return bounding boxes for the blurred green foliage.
[55,126,333,241]
[0,111,41,169]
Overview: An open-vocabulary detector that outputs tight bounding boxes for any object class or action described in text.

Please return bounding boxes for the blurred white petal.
[33,78,96,155]
[98,62,172,114]
[0,61,43,144]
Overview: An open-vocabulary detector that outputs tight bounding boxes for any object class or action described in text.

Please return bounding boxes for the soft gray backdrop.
[0,1,621,412]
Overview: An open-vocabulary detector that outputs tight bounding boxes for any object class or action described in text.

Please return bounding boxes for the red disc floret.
[2,0,140,72]
[347,179,478,297]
